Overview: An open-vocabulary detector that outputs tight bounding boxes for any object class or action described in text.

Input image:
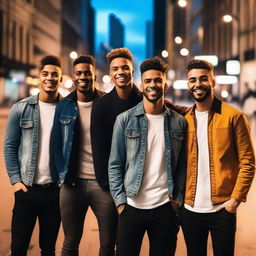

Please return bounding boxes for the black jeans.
[60,179,118,256]
[180,206,236,256]
[11,184,61,256]
[116,203,179,256]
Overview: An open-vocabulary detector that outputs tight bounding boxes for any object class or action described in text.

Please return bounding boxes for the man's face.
[39,65,62,94]
[73,63,96,93]
[187,68,215,102]
[141,69,167,103]
[110,57,133,88]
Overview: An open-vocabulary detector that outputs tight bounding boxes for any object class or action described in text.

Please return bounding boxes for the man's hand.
[13,182,28,193]
[170,200,179,211]
[117,204,126,214]
[216,198,241,213]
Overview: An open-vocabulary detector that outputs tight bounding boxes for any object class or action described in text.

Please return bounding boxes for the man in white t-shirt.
[4,55,62,256]
[180,59,255,256]
[108,57,187,256]
[52,55,120,256]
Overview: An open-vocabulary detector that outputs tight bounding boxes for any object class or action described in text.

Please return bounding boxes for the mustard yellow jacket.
[185,97,255,206]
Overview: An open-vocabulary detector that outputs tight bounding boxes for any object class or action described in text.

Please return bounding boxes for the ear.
[94,75,97,82]
[139,83,143,92]
[212,79,216,88]
[60,76,63,83]
[164,82,168,92]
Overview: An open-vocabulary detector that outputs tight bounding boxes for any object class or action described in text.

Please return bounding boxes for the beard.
[143,86,164,103]
[189,85,211,102]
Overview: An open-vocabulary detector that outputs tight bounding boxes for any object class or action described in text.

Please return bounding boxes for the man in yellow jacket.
[180,59,255,256]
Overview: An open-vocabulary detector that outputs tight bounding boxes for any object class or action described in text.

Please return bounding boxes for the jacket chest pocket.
[60,116,73,141]
[20,120,34,140]
[125,129,141,155]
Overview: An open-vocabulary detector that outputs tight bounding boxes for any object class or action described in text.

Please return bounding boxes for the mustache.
[191,85,208,92]
[145,86,162,92]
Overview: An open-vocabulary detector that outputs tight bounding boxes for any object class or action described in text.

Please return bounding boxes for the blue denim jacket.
[108,101,187,207]
[52,89,104,184]
[4,95,59,186]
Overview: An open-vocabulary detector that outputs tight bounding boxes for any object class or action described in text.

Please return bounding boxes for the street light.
[70,51,78,60]
[174,36,183,44]
[178,0,187,8]
[161,50,169,58]
[180,48,189,56]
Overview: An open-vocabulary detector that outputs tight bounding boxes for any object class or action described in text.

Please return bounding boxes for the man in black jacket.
[91,48,142,191]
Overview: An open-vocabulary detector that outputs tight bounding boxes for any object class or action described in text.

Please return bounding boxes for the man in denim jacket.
[4,55,62,256]
[108,57,187,256]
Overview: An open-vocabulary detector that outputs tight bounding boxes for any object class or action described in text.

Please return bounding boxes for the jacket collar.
[189,96,222,115]
[134,101,171,117]
[28,93,63,105]
[66,88,104,102]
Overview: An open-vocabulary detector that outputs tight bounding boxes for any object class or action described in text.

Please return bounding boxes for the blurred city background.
[0,0,255,255]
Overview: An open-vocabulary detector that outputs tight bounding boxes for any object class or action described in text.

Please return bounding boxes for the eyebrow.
[188,75,209,81]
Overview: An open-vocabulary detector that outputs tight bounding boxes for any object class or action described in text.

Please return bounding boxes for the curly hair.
[39,55,61,71]
[106,48,133,64]
[187,59,214,73]
[140,57,168,74]
[73,55,96,67]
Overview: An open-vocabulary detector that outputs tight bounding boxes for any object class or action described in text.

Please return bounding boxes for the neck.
[195,95,214,112]
[143,97,165,115]
[77,89,95,102]
[39,90,59,103]
[115,84,133,99]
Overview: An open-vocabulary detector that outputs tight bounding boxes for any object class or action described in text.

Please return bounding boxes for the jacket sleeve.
[52,103,65,183]
[91,100,110,190]
[231,113,255,201]
[108,115,127,207]
[172,118,187,205]
[4,104,22,184]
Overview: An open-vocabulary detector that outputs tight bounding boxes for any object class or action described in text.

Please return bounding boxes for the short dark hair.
[187,59,214,74]
[140,57,168,75]
[73,55,96,67]
[106,48,133,64]
[39,55,61,71]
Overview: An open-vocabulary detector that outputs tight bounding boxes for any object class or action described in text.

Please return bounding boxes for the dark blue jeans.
[11,184,61,256]
[180,206,236,256]
[60,179,118,256]
[116,203,179,256]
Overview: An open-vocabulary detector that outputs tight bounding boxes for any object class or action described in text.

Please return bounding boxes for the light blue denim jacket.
[4,95,59,186]
[108,101,187,207]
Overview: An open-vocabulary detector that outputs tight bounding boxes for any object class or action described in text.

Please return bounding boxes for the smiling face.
[39,64,62,94]
[141,69,167,103]
[109,57,133,89]
[73,63,96,94]
[187,68,215,102]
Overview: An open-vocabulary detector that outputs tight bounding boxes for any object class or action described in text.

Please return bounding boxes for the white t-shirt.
[77,101,95,179]
[127,113,169,209]
[33,101,56,184]
[185,110,220,213]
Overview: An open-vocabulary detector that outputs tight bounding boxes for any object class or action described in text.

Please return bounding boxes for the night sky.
[91,0,153,67]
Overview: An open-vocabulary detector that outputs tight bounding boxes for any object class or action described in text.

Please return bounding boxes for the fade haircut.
[140,57,168,75]
[106,48,133,64]
[39,55,61,71]
[73,55,96,67]
[187,59,214,75]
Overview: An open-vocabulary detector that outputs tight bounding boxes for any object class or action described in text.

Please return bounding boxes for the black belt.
[32,183,58,188]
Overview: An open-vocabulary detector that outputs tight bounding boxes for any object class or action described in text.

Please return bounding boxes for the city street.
[0,107,255,256]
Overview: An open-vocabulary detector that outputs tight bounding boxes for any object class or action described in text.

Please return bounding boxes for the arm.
[231,113,255,201]
[172,119,187,206]
[108,115,127,207]
[51,103,65,183]
[91,101,110,189]
[4,104,22,185]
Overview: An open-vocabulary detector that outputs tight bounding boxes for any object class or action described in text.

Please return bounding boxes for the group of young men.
[4,47,255,256]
